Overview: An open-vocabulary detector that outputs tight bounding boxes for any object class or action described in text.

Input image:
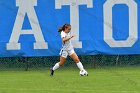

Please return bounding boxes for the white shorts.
[59,49,75,58]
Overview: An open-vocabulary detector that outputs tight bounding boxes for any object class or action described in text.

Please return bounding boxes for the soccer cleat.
[50,68,54,76]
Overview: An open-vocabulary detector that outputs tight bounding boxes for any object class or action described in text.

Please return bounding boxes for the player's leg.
[69,50,84,71]
[50,50,67,76]
[53,56,66,69]
[50,56,66,76]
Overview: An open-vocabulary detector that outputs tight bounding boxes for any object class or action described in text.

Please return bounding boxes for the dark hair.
[58,24,71,32]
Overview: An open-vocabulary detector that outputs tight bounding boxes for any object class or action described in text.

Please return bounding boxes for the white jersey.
[61,31,73,50]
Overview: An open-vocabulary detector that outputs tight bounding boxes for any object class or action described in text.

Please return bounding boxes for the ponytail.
[58,27,64,32]
[58,24,71,32]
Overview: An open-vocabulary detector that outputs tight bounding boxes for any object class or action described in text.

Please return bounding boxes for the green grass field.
[0,67,140,93]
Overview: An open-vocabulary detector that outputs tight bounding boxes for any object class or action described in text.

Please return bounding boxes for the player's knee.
[59,62,64,66]
[74,58,80,63]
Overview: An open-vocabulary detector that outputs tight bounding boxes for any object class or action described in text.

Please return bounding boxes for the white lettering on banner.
[7,0,48,50]
[104,0,138,47]
[55,0,93,48]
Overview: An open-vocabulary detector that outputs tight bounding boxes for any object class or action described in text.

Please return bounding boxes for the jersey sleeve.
[61,32,66,38]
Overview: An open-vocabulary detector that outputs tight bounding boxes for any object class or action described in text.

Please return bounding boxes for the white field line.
[0,88,139,93]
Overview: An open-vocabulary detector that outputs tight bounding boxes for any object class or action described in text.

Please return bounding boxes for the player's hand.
[71,35,76,38]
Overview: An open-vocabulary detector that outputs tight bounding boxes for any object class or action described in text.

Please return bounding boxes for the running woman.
[50,24,87,76]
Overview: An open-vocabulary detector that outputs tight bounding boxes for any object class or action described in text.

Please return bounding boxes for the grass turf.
[0,67,140,93]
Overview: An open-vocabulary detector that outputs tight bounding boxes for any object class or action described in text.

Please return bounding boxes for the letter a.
[7,0,48,50]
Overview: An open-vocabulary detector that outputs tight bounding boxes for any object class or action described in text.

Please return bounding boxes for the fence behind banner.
[0,55,140,71]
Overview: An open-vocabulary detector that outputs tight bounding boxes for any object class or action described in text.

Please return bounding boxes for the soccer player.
[50,24,87,76]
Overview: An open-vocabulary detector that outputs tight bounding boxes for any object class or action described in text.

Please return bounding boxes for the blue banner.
[0,0,140,57]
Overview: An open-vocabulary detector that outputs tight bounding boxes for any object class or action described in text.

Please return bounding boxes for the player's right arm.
[61,32,75,43]
[62,35,75,42]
